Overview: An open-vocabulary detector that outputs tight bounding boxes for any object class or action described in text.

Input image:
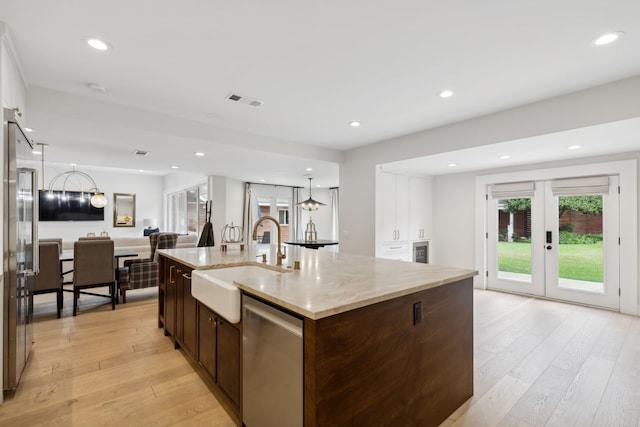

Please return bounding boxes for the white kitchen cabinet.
[1,37,27,113]
[408,176,432,240]
[377,170,433,262]
[381,172,409,242]
[379,242,411,262]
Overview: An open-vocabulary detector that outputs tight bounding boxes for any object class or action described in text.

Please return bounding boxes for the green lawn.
[498,241,603,283]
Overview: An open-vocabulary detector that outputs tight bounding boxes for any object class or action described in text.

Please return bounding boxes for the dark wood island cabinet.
[158,247,476,427]
[159,256,242,420]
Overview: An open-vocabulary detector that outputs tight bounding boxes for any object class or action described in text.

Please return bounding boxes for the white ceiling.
[2,0,640,187]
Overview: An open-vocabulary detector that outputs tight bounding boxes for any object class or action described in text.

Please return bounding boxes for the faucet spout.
[252,215,285,266]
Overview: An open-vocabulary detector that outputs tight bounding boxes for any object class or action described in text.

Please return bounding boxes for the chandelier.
[297,177,325,211]
[47,168,108,208]
[37,143,107,208]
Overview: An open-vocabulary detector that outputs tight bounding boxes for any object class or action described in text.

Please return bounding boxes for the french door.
[487,175,620,310]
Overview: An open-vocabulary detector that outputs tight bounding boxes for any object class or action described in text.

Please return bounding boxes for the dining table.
[60,248,139,284]
[60,248,139,266]
[284,240,339,250]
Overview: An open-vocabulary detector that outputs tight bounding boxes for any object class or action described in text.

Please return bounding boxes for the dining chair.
[79,236,111,240]
[72,239,116,316]
[34,242,63,318]
[39,238,63,254]
[41,237,74,283]
[117,232,178,303]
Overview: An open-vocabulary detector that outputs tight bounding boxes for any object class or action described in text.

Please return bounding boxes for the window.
[278,207,289,225]
[167,183,208,235]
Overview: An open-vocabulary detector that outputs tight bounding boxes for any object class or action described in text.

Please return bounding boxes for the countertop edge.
[158,247,478,320]
[236,271,477,320]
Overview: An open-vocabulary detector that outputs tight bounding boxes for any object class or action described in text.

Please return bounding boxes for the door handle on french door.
[546,245,552,250]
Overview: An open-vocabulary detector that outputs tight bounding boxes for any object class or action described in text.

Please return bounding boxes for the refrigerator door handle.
[31,169,39,274]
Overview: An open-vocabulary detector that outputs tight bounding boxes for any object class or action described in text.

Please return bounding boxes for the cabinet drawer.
[382,242,409,255]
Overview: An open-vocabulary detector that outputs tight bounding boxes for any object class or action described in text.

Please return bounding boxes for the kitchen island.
[157,244,476,427]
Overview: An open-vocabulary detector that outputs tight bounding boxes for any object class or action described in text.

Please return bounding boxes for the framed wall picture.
[113,193,136,227]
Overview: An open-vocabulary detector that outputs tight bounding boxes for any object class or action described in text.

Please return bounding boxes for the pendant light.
[297,177,325,211]
[47,167,108,208]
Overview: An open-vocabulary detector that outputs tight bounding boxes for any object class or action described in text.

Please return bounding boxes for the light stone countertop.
[158,245,477,320]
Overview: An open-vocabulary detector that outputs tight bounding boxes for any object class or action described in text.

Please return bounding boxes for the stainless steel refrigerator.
[3,108,38,391]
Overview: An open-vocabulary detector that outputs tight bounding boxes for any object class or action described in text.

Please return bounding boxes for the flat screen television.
[39,190,105,221]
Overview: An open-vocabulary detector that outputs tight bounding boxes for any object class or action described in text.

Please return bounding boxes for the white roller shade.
[489,181,535,199]
[551,176,610,196]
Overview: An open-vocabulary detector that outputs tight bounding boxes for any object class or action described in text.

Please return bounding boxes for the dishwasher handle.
[244,303,302,338]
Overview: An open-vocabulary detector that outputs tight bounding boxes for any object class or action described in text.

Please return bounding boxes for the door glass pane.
[557,195,604,293]
[198,183,208,235]
[186,189,198,233]
[276,198,290,241]
[497,198,532,283]
[255,197,271,243]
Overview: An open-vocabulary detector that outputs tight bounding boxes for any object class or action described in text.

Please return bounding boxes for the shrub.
[559,231,603,244]
[559,223,575,232]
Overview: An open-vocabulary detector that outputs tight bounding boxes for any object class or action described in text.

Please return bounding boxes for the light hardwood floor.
[2,288,639,426]
[0,287,236,426]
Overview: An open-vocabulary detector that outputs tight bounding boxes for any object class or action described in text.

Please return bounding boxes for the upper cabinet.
[1,34,27,113]
[376,169,433,259]
[381,172,409,242]
[408,176,432,241]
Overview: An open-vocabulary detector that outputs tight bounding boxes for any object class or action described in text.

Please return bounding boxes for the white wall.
[209,175,244,245]
[431,173,476,269]
[37,165,164,241]
[339,76,640,257]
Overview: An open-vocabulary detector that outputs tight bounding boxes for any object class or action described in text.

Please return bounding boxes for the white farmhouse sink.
[191,266,283,323]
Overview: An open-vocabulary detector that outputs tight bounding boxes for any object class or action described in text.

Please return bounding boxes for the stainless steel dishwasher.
[242,295,303,427]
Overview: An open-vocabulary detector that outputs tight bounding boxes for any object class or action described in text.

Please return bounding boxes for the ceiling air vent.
[225,93,263,107]
[133,150,149,156]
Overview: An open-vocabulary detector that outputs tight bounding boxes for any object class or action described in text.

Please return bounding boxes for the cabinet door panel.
[395,174,410,241]
[409,176,432,240]
[217,319,240,406]
[182,269,197,357]
[198,304,216,379]
[164,261,177,337]
[381,172,398,241]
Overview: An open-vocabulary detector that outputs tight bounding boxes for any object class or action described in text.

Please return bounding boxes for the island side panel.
[303,277,473,427]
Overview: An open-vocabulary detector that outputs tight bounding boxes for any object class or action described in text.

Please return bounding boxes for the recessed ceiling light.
[86,37,112,51]
[499,155,511,160]
[448,163,457,167]
[349,121,361,127]
[171,165,179,169]
[568,145,582,150]
[32,150,42,155]
[305,167,313,171]
[139,170,145,173]
[260,179,265,182]
[25,127,33,132]
[439,90,454,98]
[591,31,624,46]
[194,152,205,157]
